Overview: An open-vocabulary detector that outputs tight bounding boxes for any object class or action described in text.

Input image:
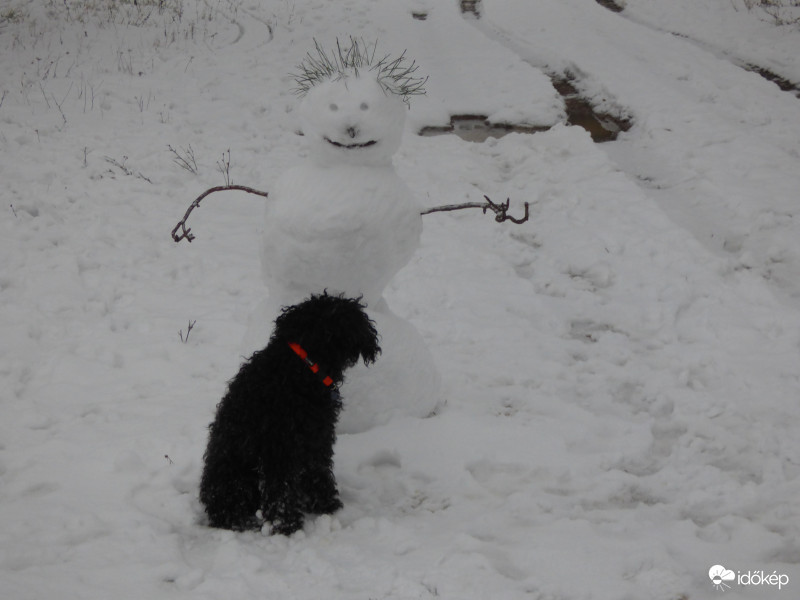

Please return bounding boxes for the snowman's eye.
[360,102,369,111]
[329,103,338,111]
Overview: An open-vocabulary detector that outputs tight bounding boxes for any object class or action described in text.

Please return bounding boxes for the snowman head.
[299,75,407,167]
[293,37,427,167]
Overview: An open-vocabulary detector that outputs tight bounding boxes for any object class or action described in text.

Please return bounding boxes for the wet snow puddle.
[418,117,549,143]
[418,75,632,143]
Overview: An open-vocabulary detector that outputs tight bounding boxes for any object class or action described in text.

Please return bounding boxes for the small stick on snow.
[179,320,196,343]
[422,195,530,224]
[171,185,270,243]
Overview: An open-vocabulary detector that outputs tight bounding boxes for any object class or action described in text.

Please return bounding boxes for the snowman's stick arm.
[171,185,270,243]
[421,202,486,214]
[421,195,530,225]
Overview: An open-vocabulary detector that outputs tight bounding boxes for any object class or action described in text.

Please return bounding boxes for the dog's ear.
[333,300,381,365]
[356,315,381,365]
[360,334,381,365]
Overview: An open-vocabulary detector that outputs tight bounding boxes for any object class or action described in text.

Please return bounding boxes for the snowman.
[245,38,440,433]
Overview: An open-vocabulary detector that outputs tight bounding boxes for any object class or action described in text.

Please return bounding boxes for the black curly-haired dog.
[199,293,380,535]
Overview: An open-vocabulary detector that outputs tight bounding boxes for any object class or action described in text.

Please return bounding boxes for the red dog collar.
[288,342,335,387]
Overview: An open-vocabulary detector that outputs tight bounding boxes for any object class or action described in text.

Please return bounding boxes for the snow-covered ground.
[2,0,800,598]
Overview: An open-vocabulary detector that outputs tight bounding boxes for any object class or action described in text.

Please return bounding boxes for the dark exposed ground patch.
[419,75,632,143]
[460,0,481,18]
[595,0,625,13]
[744,63,800,98]
[551,74,633,142]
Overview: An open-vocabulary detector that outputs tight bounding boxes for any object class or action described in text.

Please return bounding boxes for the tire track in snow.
[461,0,800,304]
[594,0,800,99]
[201,0,276,48]
[451,2,633,142]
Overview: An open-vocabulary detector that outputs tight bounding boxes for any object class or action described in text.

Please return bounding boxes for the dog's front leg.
[263,479,305,536]
[299,468,343,515]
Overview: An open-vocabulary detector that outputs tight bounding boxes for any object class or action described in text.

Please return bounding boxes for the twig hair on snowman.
[292,36,428,104]
[290,37,427,168]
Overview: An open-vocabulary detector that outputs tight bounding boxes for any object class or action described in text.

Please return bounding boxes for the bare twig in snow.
[104,155,153,184]
[168,144,198,174]
[52,80,73,125]
[38,82,51,109]
[216,149,232,186]
[179,320,196,343]
[171,185,270,243]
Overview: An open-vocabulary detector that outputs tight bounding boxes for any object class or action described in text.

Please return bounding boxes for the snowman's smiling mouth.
[325,137,378,149]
